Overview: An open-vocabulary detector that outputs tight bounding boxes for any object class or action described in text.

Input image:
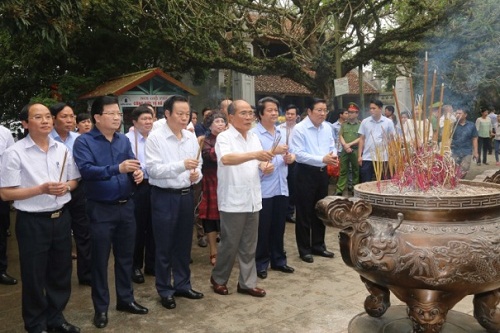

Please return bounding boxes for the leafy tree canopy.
[0,0,476,119]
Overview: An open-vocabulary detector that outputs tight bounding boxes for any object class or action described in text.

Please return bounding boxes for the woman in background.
[198,112,227,266]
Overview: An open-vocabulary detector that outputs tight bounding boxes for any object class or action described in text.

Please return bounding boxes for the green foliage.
[423,0,500,109]
[0,0,477,118]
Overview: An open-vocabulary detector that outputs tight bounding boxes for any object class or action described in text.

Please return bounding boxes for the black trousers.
[16,209,72,333]
[478,137,491,163]
[86,200,136,313]
[0,199,10,273]
[132,181,155,272]
[256,195,289,272]
[66,185,92,283]
[294,163,329,257]
[151,187,194,298]
[286,162,296,218]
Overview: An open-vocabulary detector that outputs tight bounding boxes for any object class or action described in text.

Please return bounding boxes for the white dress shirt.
[126,130,148,179]
[216,124,263,213]
[145,124,202,189]
[290,117,337,167]
[0,125,14,158]
[0,135,80,212]
[152,118,166,131]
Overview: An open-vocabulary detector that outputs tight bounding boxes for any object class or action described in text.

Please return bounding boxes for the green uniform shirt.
[340,120,361,144]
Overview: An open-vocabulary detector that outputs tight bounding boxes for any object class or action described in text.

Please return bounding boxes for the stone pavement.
[0,158,498,333]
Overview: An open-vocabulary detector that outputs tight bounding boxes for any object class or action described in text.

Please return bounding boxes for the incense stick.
[58,150,68,182]
[196,137,205,161]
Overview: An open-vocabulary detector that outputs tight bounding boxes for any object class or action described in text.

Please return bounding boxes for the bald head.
[219,99,232,116]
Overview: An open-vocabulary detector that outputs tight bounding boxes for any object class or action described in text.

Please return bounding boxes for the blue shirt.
[50,129,79,152]
[290,117,337,167]
[451,120,478,157]
[251,123,288,198]
[73,127,137,202]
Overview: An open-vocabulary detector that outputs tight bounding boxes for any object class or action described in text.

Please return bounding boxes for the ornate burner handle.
[390,213,404,236]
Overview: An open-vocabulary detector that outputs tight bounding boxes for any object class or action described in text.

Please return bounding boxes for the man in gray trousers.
[209,99,274,297]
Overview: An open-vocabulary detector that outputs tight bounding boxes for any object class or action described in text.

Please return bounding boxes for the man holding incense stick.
[290,98,338,263]
[252,97,295,279]
[74,96,148,329]
[210,99,273,297]
[146,95,204,310]
[1,103,81,333]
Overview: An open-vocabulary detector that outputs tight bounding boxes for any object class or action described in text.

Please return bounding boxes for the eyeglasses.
[101,112,123,117]
[313,109,329,114]
[29,115,53,122]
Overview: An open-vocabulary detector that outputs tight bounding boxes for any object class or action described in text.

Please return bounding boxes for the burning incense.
[422,52,428,144]
[58,150,68,182]
[393,87,410,161]
[196,137,205,161]
[261,132,282,178]
[437,83,445,155]
[134,130,138,158]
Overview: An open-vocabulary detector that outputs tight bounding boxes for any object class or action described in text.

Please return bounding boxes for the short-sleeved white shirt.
[215,124,263,213]
[0,135,81,212]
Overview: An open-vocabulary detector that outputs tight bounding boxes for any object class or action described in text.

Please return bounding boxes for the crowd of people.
[0,95,497,333]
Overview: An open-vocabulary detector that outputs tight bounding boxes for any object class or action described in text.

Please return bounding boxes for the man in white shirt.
[358,99,396,183]
[0,103,81,333]
[279,105,299,223]
[146,95,204,310]
[0,124,16,285]
[210,99,274,297]
[49,102,92,286]
[126,105,155,284]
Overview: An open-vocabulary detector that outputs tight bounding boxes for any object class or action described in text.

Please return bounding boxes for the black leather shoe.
[131,268,145,284]
[116,301,148,314]
[0,272,17,285]
[300,254,314,263]
[174,289,204,299]
[93,312,108,329]
[48,322,80,333]
[286,216,296,223]
[272,265,295,273]
[160,296,176,309]
[257,270,267,279]
[312,250,335,258]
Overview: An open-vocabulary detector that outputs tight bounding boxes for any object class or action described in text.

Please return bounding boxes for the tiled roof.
[255,70,378,96]
[255,75,311,95]
[346,71,378,94]
[79,68,197,99]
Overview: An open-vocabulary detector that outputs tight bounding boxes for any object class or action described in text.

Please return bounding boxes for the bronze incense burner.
[317,180,500,333]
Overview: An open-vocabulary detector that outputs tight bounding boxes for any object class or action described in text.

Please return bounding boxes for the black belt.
[155,186,193,195]
[18,207,65,219]
[90,198,130,205]
[141,179,149,185]
[296,163,326,172]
